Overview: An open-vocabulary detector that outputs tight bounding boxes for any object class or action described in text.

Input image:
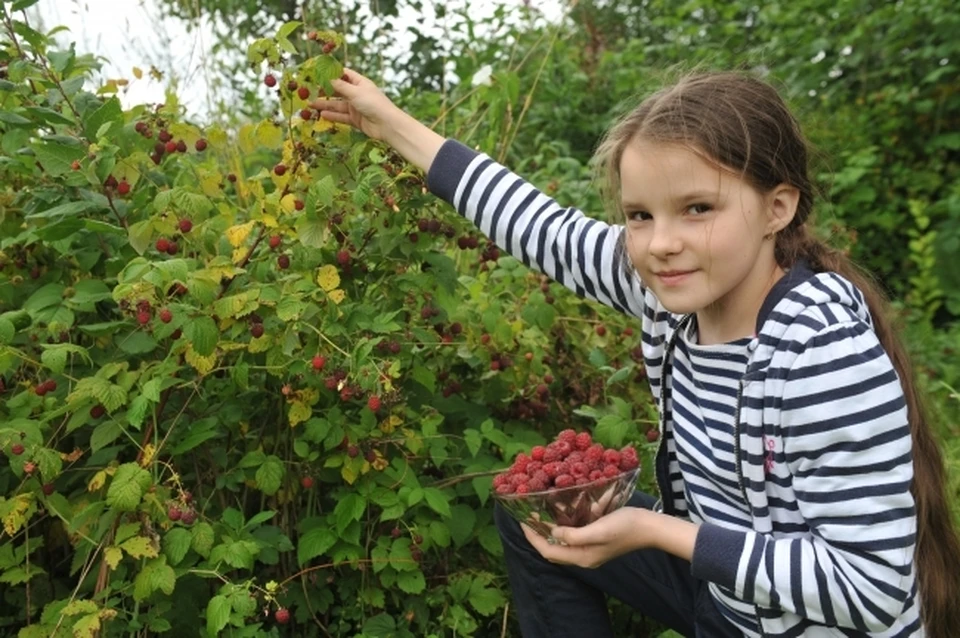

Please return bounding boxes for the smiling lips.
[655,269,696,285]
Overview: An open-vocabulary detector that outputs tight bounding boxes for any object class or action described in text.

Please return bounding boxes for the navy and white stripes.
[426,139,921,637]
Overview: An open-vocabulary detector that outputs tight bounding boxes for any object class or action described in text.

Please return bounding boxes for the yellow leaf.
[226,221,256,247]
[280,194,298,214]
[288,399,311,427]
[256,120,283,149]
[261,214,279,228]
[238,123,257,155]
[104,547,123,570]
[132,67,143,79]
[120,535,159,559]
[341,463,358,485]
[140,444,155,467]
[72,612,101,638]
[316,265,340,292]
[380,415,403,434]
[327,289,346,304]
[232,246,248,265]
[198,170,222,198]
[2,493,34,536]
[185,345,217,375]
[248,333,271,353]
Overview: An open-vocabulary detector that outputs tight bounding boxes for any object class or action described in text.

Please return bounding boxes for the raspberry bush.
[0,12,659,638]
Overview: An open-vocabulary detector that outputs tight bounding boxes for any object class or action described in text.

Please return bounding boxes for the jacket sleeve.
[426,139,646,318]
[691,319,917,631]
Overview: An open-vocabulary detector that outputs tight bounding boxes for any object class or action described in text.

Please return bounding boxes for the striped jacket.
[426,139,921,636]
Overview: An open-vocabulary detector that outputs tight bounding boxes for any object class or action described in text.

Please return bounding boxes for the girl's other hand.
[312,68,402,142]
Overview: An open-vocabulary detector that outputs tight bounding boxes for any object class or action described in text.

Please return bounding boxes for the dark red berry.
[275,608,290,624]
[137,310,151,325]
[158,130,172,143]
[367,395,381,412]
[595,324,607,337]
[90,404,106,419]
[166,241,179,255]
[11,443,24,456]
[178,218,193,233]
[42,483,55,496]
[251,323,264,338]
[181,509,197,525]
[277,255,290,269]
[176,140,187,153]
[347,445,359,458]
[294,199,305,211]
[165,140,177,154]
[297,86,310,100]
[264,74,277,87]
[159,308,173,323]
[274,163,287,176]
[116,180,131,196]
[301,476,314,489]
[269,235,282,250]
[300,108,313,120]
[168,506,182,521]
[194,139,207,152]
[336,250,350,266]
[312,355,325,371]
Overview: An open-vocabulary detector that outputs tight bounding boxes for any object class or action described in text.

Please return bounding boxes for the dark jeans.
[494,490,740,638]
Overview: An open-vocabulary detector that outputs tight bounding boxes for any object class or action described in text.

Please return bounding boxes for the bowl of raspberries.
[492,428,641,538]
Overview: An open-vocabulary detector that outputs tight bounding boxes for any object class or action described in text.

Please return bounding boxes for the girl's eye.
[688,203,712,215]
[626,210,651,222]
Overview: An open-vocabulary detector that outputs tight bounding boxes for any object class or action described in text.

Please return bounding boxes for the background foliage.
[1,0,958,636]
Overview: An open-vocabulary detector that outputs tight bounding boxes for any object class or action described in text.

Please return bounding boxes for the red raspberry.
[275,608,290,625]
[367,395,381,412]
[620,447,640,471]
[493,473,509,488]
[585,443,604,463]
[566,451,583,465]
[496,483,516,495]
[526,461,543,475]
[542,462,562,479]
[531,470,549,486]
[603,449,622,466]
[570,462,590,478]
[513,452,531,473]
[527,478,548,492]
[589,469,604,481]
[542,447,561,463]
[508,473,529,487]
[555,440,573,458]
[554,474,575,489]
[312,355,326,371]
[574,432,592,450]
[530,445,546,461]
[557,429,577,444]
[159,308,173,323]
[575,477,590,486]
[515,484,530,495]
[603,464,621,478]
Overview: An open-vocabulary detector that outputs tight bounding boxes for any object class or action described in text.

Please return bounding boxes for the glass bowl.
[493,467,640,539]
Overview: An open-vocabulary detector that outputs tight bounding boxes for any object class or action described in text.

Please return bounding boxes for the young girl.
[316,69,960,637]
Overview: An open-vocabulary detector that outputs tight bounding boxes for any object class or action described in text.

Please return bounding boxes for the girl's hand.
[312,69,402,141]
[522,507,699,568]
[522,507,650,569]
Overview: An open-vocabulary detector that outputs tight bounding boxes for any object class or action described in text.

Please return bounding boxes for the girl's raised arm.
[316,70,649,319]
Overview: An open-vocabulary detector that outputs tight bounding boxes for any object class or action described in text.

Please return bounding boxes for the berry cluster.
[494,429,639,495]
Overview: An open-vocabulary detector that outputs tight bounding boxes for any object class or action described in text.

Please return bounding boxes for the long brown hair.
[593,70,960,635]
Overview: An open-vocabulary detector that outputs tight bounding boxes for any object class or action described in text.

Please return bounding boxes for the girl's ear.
[767,184,800,234]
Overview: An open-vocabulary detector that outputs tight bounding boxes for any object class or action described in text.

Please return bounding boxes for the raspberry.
[574,431,592,450]
[513,452,531,473]
[555,440,573,458]
[585,443,604,462]
[530,445,546,461]
[589,469,604,481]
[554,474,575,489]
[495,483,516,495]
[531,470,550,486]
[566,451,583,465]
[603,449,622,466]
[603,464,621,478]
[557,429,577,444]
[570,462,590,478]
[575,477,590,486]
[367,395,381,412]
[526,461,543,475]
[527,478,548,492]
[542,447,561,463]
[515,484,530,495]
[508,473,529,487]
[492,473,509,488]
[542,462,562,479]
[620,447,640,471]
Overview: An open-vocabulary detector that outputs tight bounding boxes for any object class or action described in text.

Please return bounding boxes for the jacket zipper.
[652,315,692,514]
[734,377,767,638]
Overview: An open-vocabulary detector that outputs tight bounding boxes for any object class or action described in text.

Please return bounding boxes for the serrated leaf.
[68,376,127,412]
[187,316,218,356]
[33,447,62,481]
[205,595,231,637]
[334,494,366,533]
[595,413,631,448]
[104,547,122,570]
[191,522,215,558]
[423,487,451,518]
[0,317,15,344]
[225,221,256,247]
[120,536,158,559]
[297,527,337,565]
[126,394,152,429]
[396,569,425,594]
[32,140,86,176]
[185,345,217,375]
[105,463,151,511]
[448,505,477,547]
[468,582,505,616]
[255,455,284,495]
[71,613,101,638]
[288,399,312,427]
[90,420,122,453]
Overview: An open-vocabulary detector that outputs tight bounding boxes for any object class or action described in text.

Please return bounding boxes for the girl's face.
[620,141,789,343]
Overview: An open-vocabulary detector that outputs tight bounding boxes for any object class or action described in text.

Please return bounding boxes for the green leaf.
[126,394,153,429]
[106,462,151,511]
[296,217,327,248]
[423,487,451,517]
[0,317,15,345]
[205,595,231,637]
[186,316,218,357]
[90,419,122,453]
[396,569,426,594]
[447,504,477,547]
[83,97,123,141]
[411,365,436,394]
[468,581,505,616]
[68,376,127,412]
[34,447,62,481]
[297,526,337,565]
[362,613,397,637]
[191,522,215,558]
[25,200,106,220]
[255,455,284,495]
[276,20,302,40]
[594,413,631,448]
[162,528,193,566]
[32,141,86,176]
[127,220,153,255]
[334,493,366,533]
